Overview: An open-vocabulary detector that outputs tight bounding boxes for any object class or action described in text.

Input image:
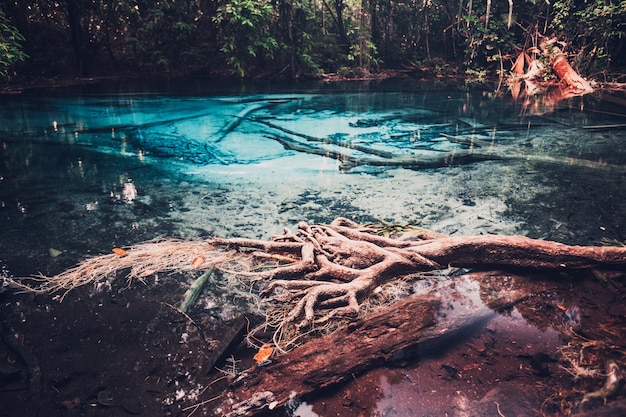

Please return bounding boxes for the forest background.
[0,0,625,84]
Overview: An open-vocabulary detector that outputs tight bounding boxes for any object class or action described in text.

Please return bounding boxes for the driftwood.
[15,218,626,327]
[14,218,626,326]
[540,38,594,95]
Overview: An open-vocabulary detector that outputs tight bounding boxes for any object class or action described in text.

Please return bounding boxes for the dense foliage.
[0,8,27,79]
[0,0,624,80]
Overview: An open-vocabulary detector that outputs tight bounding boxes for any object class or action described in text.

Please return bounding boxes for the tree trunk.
[540,38,593,95]
[321,0,351,56]
[64,0,90,77]
[370,0,380,51]
[221,297,443,416]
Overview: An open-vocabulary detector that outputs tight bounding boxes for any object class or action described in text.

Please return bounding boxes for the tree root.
[210,217,626,329]
[8,217,626,349]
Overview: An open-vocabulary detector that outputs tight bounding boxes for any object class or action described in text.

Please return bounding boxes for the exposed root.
[580,360,624,407]
[8,239,237,298]
[7,217,626,353]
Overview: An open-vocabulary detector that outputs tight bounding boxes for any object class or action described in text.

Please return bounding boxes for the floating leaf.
[191,256,205,269]
[253,344,274,364]
[112,247,128,257]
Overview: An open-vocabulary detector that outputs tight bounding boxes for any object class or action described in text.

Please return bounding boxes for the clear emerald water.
[1,79,626,416]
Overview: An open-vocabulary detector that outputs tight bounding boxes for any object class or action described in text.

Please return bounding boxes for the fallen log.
[540,38,594,95]
[219,290,496,416]
[212,218,626,330]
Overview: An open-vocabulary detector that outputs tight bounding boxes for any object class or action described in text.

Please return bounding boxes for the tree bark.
[64,0,90,77]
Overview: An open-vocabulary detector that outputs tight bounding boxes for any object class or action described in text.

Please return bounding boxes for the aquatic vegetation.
[179,269,214,313]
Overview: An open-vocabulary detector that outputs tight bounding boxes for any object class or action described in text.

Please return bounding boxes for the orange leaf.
[512,53,525,75]
[191,256,205,269]
[556,304,567,311]
[253,344,274,364]
[112,247,128,257]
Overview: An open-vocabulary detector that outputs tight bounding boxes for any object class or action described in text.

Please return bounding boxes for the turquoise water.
[1,80,625,276]
[1,80,626,417]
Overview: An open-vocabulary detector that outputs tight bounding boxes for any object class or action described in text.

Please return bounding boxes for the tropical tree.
[551,0,626,76]
[212,0,279,77]
[117,0,204,73]
[272,0,323,77]
[0,8,27,80]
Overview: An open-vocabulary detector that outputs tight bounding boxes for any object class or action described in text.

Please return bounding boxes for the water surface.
[2,81,625,274]
[1,79,626,416]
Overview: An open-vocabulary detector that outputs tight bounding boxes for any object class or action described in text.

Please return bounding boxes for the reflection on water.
[373,306,563,417]
[280,271,573,417]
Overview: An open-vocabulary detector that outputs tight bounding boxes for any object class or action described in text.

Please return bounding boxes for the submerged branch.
[214,98,296,143]
[252,118,396,159]
[266,131,626,172]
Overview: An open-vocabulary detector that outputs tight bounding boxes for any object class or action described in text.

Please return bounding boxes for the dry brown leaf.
[191,256,205,269]
[112,247,128,257]
[253,344,274,363]
[512,53,525,75]
[510,81,522,100]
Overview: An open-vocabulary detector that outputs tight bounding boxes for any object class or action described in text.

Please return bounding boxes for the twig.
[495,401,506,417]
